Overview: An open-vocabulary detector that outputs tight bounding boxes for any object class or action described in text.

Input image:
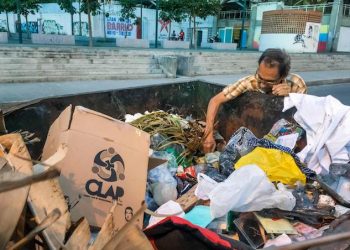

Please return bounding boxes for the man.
[203,48,307,153]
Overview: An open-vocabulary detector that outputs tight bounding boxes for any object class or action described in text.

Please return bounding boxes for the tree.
[58,0,76,35]
[183,0,221,48]
[159,0,187,39]
[18,0,41,39]
[0,0,15,35]
[80,0,101,46]
[119,0,138,20]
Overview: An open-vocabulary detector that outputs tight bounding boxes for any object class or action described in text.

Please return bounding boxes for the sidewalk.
[1,70,350,110]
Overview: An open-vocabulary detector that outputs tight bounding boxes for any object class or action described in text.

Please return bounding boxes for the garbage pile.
[1,93,350,249]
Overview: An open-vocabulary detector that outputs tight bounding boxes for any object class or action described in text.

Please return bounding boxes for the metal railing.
[218,10,251,20]
[283,3,333,14]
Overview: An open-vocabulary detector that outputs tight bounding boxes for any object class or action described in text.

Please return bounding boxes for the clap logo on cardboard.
[85,147,125,202]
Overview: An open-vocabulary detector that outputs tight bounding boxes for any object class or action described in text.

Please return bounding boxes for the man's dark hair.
[258,48,291,78]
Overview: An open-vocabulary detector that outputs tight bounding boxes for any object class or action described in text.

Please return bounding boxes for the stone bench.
[31,34,75,45]
[161,40,190,49]
[0,32,8,43]
[116,37,149,48]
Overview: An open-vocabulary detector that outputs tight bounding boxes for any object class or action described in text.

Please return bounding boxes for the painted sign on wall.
[105,16,136,38]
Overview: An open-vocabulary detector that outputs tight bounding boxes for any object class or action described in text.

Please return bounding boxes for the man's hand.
[203,135,216,153]
[272,83,291,96]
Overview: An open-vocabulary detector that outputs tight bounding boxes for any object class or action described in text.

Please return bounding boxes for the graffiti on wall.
[292,22,320,52]
[73,21,89,36]
[0,19,7,32]
[21,21,38,33]
[303,22,321,52]
[42,20,66,35]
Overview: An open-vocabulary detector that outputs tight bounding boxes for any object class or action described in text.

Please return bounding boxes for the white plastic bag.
[209,165,296,218]
[195,173,218,200]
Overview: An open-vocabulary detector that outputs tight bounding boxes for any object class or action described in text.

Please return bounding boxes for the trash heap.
[2,93,350,249]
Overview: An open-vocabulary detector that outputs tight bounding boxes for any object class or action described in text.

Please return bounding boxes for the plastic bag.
[151,151,178,175]
[235,147,306,185]
[219,127,256,177]
[148,163,178,206]
[195,173,218,200]
[209,165,296,218]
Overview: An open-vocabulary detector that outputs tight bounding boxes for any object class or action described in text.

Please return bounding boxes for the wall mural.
[0,19,7,32]
[73,21,89,36]
[42,20,65,35]
[21,21,38,33]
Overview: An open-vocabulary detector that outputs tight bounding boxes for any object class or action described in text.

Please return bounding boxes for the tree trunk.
[168,21,171,40]
[189,16,192,48]
[25,15,30,39]
[193,16,196,49]
[6,11,10,36]
[71,13,74,35]
[87,0,93,47]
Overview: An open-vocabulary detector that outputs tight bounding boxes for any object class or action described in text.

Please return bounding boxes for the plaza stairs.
[0,46,167,83]
[0,46,350,83]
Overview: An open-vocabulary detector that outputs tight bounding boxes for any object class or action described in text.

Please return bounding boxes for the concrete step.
[0,51,156,59]
[0,73,167,83]
[0,57,157,64]
[0,47,159,55]
[0,68,164,77]
[0,63,159,70]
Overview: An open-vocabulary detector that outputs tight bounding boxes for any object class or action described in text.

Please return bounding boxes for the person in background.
[179,29,185,41]
[202,48,307,153]
[171,30,177,40]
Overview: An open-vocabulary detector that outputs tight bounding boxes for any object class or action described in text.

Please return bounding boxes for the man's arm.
[202,76,252,153]
[203,91,228,153]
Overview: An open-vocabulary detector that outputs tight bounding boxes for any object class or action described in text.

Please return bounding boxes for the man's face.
[125,208,133,221]
[256,62,281,91]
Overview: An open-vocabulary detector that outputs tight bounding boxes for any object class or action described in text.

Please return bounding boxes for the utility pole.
[140,0,143,39]
[16,0,22,44]
[155,0,158,48]
[240,0,246,50]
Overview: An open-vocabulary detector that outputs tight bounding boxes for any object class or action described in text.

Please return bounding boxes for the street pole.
[140,0,143,39]
[240,0,246,50]
[103,0,106,41]
[16,0,22,44]
[155,0,158,48]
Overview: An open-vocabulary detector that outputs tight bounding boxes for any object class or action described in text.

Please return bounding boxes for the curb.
[307,78,350,86]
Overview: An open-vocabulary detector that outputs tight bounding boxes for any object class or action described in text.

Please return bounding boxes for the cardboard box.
[42,105,150,228]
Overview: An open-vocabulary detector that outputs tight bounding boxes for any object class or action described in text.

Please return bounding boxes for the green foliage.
[0,0,15,13]
[118,0,138,20]
[80,0,101,15]
[17,0,41,17]
[58,0,76,15]
[183,0,221,19]
[159,0,187,23]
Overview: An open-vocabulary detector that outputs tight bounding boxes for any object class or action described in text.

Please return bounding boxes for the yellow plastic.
[235,147,306,185]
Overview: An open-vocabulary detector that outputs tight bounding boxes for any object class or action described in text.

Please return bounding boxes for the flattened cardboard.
[42,106,150,228]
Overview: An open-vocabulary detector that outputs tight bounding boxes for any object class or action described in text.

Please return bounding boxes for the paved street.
[309,82,350,106]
